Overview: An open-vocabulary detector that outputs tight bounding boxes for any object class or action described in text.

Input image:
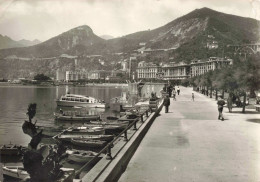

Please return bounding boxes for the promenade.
[119,86,260,182]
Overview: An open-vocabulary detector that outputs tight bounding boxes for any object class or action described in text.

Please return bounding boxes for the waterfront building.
[137,57,232,80]
[65,71,87,81]
[190,57,232,77]
[136,61,161,79]
[88,70,111,80]
[161,62,190,80]
[56,69,66,81]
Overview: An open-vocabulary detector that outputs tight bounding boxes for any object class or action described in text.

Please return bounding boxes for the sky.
[0,0,259,41]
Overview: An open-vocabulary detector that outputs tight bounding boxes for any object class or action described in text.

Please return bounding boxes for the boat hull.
[56,100,107,108]
[71,139,107,148]
[3,166,29,180]
[58,134,114,142]
[54,113,100,121]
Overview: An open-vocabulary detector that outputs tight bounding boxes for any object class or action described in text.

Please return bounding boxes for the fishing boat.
[3,166,74,181]
[71,139,107,148]
[57,134,114,142]
[56,94,108,108]
[64,126,105,135]
[0,144,25,156]
[66,149,100,163]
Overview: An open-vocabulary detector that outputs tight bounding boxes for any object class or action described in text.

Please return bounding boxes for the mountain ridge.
[0,7,259,58]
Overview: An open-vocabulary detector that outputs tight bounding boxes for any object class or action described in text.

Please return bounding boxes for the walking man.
[192,92,195,101]
[177,86,180,95]
[172,89,176,101]
[217,96,226,121]
[163,95,170,113]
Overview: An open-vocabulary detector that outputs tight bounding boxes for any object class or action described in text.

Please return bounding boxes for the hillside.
[0,25,106,58]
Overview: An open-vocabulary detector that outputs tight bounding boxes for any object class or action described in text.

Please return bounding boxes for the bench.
[255,105,260,112]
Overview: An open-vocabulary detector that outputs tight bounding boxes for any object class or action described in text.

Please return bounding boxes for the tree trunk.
[206,86,209,96]
[242,92,246,113]
[222,90,224,98]
[215,89,218,100]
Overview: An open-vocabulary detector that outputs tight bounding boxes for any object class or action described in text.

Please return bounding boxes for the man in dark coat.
[163,95,170,113]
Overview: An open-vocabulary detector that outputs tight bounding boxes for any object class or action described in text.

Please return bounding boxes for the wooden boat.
[71,139,107,148]
[57,134,114,142]
[2,166,29,180]
[3,166,74,181]
[66,149,100,163]
[54,112,100,121]
[56,94,108,108]
[64,127,105,135]
[0,144,25,156]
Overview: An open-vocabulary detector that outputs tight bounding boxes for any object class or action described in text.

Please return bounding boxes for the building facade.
[137,61,161,79]
[162,62,190,80]
[190,57,232,77]
[65,71,87,81]
[137,57,232,80]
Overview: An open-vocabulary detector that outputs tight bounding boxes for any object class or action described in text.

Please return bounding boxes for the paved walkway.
[119,86,260,182]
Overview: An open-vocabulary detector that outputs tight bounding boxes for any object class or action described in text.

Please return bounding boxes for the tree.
[34,74,51,81]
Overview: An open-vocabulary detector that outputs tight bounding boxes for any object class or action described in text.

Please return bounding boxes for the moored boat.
[64,127,105,135]
[71,139,107,148]
[0,144,25,156]
[3,166,74,181]
[66,149,100,163]
[57,134,114,142]
[56,94,108,108]
[2,166,29,180]
[54,112,100,121]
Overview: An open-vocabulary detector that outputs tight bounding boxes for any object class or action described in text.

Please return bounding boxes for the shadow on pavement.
[247,119,260,124]
[227,111,260,114]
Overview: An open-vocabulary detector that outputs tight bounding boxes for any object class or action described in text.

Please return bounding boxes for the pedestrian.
[192,92,195,101]
[172,89,176,101]
[177,86,180,95]
[163,95,170,113]
[217,96,226,121]
[167,85,172,98]
[227,93,233,113]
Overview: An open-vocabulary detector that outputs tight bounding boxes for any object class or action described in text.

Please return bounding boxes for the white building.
[190,57,232,77]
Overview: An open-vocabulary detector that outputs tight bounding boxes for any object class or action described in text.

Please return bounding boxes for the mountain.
[0,8,259,59]
[0,25,105,58]
[106,7,260,55]
[100,35,114,40]
[17,39,41,47]
[0,35,41,49]
[0,34,23,49]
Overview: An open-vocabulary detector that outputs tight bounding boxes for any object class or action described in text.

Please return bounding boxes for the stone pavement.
[118,86,260,182]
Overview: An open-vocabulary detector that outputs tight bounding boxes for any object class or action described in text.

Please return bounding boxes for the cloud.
[0,0,256,41]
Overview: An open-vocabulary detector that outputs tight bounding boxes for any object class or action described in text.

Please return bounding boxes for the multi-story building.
[65,71,87,81]
[137,61,161,79]
[190,57,232,77]
[88,70,111,80]
[161,62,190,80]
[137,57,232,80]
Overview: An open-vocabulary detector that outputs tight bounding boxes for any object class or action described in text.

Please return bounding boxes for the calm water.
[0,85,126,146]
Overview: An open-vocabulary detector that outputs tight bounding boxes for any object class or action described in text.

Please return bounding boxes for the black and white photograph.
[0,0,259,181]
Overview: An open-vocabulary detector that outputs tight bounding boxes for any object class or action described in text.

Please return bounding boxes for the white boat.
[3,166,74,181]
[56,94,108,108]
[2,166,29,180]
[57,134,114,142]
[66,149,100,163]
